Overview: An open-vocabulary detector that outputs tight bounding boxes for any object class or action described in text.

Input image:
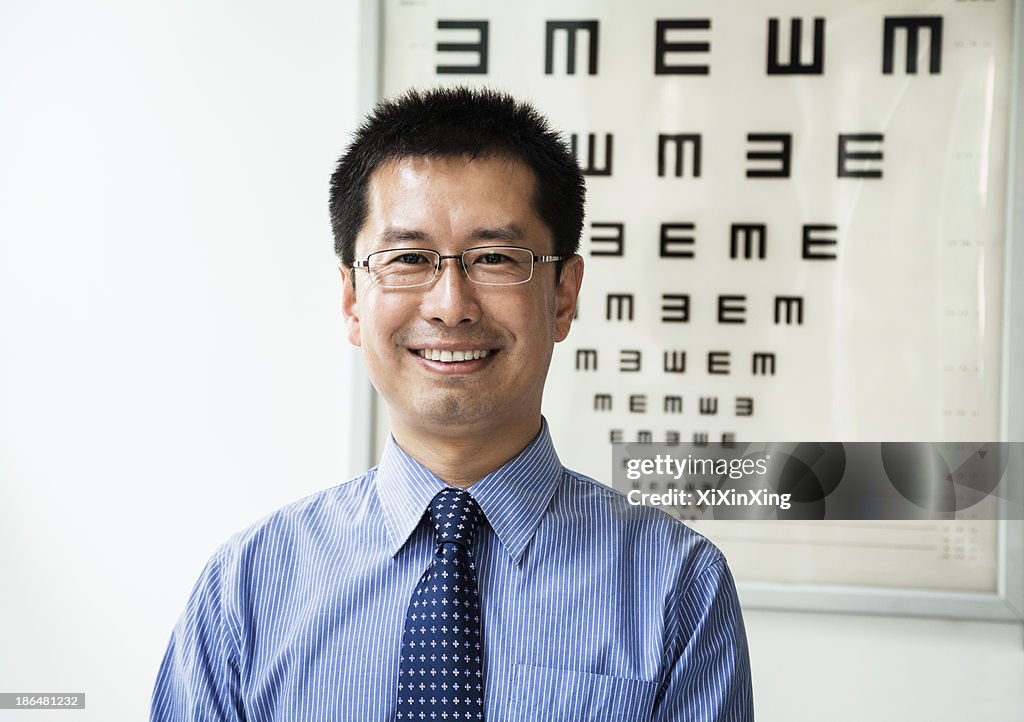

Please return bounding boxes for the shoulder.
[212,470,378,577]
[549,467,726,585]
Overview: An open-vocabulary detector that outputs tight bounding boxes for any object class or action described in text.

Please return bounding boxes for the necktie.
[397,488,486,720]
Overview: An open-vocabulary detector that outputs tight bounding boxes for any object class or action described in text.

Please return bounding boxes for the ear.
[339,264,362,347]
[553,254,584,342]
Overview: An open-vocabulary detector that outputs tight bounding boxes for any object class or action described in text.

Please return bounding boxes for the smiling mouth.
[415,349,494,363]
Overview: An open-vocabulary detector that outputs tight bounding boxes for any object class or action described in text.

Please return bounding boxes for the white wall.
[0,1,360,719]
[0,2,1021,721]
[746,610,1024,721]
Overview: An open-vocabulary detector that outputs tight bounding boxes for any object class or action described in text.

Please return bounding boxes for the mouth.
[414,348,494,363]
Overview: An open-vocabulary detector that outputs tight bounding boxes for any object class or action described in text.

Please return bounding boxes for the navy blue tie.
[397,488,486,721]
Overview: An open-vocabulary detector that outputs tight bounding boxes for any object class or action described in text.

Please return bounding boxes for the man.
[152,87,753,721]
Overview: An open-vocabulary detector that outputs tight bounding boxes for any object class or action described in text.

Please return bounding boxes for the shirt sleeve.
[150,548,245,722]
[653,557,754,722]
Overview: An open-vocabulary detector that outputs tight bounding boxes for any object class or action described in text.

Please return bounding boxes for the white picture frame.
[353,0,1024,622]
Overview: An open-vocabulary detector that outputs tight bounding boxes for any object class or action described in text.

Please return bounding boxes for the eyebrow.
[377,224,526,246]
[470,224,525,243]
[380,228,430,245]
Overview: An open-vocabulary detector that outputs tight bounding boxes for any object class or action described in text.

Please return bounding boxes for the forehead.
[358,155,550,253]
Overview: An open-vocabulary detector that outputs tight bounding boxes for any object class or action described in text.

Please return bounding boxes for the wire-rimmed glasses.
[351,246,564,288]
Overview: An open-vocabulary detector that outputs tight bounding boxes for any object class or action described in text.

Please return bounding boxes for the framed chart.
[357,0,1024,621]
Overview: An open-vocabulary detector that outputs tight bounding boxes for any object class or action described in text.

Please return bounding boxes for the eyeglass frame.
[349,245,566,288]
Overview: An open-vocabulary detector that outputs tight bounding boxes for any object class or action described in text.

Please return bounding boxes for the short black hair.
[328,87,585,267]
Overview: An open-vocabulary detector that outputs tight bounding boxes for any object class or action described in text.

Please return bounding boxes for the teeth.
[418,349,491,362]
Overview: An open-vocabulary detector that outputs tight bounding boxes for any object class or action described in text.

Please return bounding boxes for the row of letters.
[434,16,945,76]
[584,223,838,260]
[569,133,884,178]
[584,295,806,324]
[610,430,746,444]
[594,394,754,416]
[575,349,778,375]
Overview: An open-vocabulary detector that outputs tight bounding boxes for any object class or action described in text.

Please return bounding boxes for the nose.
[419,256,482,327]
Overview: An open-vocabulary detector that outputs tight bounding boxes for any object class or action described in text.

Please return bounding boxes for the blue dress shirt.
[152,422,754,721]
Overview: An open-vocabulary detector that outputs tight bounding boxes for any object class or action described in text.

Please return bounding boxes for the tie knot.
[427,488,484,547]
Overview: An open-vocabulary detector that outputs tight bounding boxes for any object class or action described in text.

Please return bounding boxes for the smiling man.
[151,87,753,721]
[341,153,579,487]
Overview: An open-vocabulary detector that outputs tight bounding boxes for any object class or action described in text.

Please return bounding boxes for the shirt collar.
[374,418,564,564]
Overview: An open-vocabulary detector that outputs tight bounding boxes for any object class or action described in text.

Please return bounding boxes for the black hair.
[328,86,585,268]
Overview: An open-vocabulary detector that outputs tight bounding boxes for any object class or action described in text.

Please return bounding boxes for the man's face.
[341,155,583,442]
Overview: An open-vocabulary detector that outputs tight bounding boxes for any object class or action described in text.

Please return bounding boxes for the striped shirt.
[151,421,754,721]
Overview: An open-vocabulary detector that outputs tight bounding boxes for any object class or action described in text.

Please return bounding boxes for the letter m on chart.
[883,16,942,74]
[546,21,599,75]
[576,349,598,371]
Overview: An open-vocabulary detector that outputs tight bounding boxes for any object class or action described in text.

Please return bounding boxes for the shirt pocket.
[506,663,657,721]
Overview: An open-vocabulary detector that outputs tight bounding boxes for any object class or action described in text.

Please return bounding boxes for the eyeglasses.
[351,246,564,288]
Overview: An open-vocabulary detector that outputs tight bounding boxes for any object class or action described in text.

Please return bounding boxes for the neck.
[388,414,542,488]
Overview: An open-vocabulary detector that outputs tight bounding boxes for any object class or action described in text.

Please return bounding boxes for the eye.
[475,251,512,265]
[392,252,430,265]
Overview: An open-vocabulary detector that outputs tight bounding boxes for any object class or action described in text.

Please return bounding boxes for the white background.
[0,2,1021,721]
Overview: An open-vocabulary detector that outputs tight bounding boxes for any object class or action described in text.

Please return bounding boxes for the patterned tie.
[397,488,486,721]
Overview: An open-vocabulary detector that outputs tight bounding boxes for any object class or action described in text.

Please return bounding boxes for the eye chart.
[377,0,1022,616]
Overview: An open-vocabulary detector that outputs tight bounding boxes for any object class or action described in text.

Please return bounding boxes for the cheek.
[362,296,411,347]
[528,293,557,331]
[508,298,555,350]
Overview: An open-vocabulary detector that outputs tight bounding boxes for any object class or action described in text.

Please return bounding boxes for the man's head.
[330,88,586,451]
[329,86,585,271]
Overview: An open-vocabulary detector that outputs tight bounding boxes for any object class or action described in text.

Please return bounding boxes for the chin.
[409,395,496,428]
